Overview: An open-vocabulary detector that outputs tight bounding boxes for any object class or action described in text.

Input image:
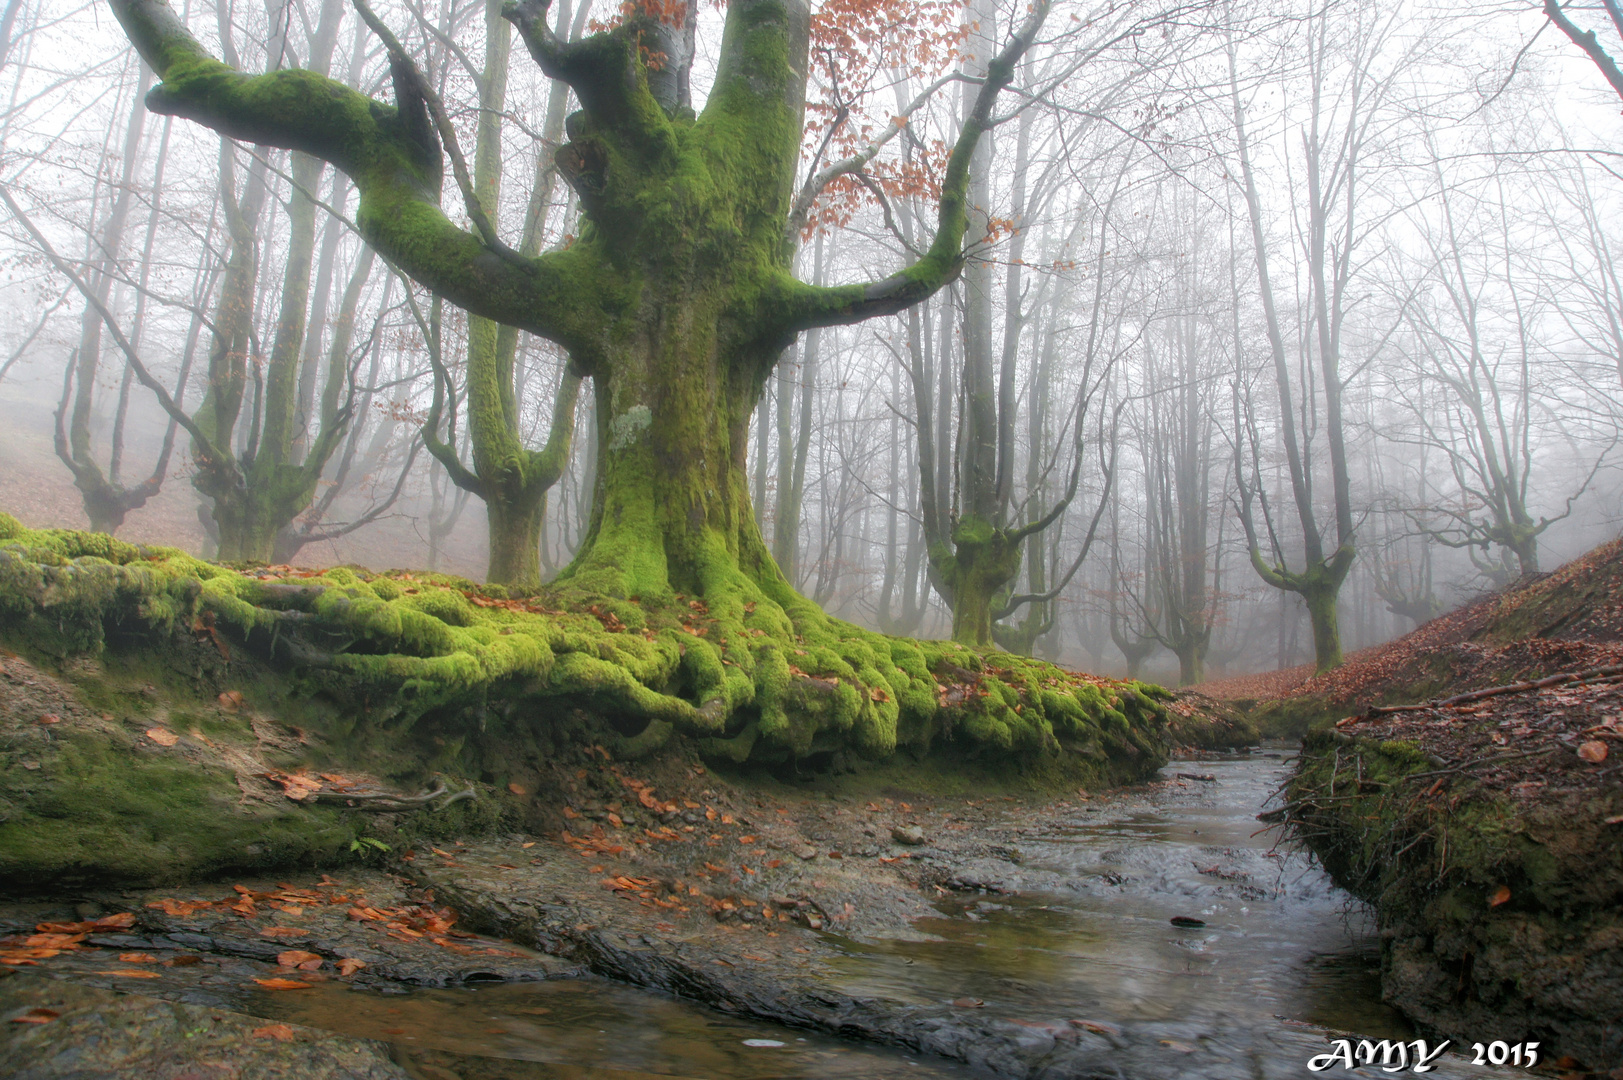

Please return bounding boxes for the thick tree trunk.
[486,486,548,586]
[562,296,781,603]
[1303,579,1343,673]
[1175,643,1202,688]
[937,523,1021,646]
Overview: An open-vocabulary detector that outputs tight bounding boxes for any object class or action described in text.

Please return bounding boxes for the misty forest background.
[2,0,1622,685]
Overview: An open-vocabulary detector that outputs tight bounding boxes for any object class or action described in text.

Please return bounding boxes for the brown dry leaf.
[520,841,536,849]
[335,957,366,976]
[218,690,244,712]
[738,835,757,844]
[1489,885,1512,907]
[94,913,136,929]
[252,1023,297,1041]
[9,1008,60,1024]
[99,970,161,978]
[117,953,160,964]
[36,714,60,726]
[145,727,179,747]
[275,950,322,967]
[267,771,323,801]
[1578,740,1609,763]
[607,812,624,828]
[952,998,985,1008]
[507,783,528,796]
[253,977,313,990]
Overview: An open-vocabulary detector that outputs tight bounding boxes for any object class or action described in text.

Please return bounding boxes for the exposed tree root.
[0,514,1172,772]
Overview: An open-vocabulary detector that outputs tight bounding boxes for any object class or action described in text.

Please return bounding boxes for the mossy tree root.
[0,513,1172,772]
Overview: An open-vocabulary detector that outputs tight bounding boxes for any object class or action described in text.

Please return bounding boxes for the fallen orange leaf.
[98,970,161,978]
[117,953,160,963]
[336,957,366,976]
[145,727,179,747]
[1578,740,1608,763]
[508,783,528,796]
[1489,885,1512,907]
[253,977,313,990]
[9,1008,60,1024]
[275,950,322,967]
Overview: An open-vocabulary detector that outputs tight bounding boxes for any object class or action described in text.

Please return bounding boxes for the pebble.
[891,824,926,846]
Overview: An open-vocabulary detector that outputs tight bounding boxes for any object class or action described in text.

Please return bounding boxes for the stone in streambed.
[890,824,926,846]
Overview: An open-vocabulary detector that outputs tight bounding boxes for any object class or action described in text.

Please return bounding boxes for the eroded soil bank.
[1240,541,1623,1075]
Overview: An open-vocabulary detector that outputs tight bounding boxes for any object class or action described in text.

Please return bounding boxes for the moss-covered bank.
[1283,727,1623,1070]
[0,513,1172,890]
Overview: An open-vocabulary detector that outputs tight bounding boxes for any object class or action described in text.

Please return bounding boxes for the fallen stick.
[1348,664,1623,721]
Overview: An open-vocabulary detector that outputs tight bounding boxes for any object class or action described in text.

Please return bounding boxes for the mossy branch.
[349,0,527,269]
[504,0,675,153]
[107,0,608,352]
[778,0,1053,332]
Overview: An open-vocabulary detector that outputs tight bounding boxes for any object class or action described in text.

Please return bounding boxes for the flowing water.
[823,747,1410,1039]
[252,749,1517,1078]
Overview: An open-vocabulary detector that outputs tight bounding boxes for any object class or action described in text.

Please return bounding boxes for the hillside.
[1202,537,1623,734]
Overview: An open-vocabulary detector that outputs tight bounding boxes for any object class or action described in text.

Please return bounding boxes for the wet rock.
[0,971,408,1079]
[890,824,926,846]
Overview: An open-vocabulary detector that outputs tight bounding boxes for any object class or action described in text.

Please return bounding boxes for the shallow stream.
[251,749,1518,1079]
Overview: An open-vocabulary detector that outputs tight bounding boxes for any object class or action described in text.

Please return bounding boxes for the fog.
[3,0,1623,684]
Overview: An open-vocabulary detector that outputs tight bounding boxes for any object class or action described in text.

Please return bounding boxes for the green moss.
[0,724,360,890]
[0,517,1171,778]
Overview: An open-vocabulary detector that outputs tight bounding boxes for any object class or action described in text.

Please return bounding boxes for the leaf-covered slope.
[1226,538,1623,733]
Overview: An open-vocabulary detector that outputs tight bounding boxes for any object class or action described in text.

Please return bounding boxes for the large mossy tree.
[88,0,1184,768]
[111,0,1042,599]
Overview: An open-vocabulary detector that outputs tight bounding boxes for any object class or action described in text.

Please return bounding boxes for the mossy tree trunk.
[112,0,1051,601]
[1227,34,1357,675]
[110,0,367,564]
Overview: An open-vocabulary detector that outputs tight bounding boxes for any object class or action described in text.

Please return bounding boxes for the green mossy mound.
[0,514,1176,888]
[0,514,1169,770]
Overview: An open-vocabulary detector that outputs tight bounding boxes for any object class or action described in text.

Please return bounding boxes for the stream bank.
[4,750,1531,1080]
[1235,540,1623,1074]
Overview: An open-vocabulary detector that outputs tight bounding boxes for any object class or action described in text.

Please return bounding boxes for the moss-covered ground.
[0,513,1175,891]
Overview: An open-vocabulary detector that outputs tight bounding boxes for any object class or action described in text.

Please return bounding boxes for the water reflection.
[254,976,970,1079]
[825,751,1415,1040]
